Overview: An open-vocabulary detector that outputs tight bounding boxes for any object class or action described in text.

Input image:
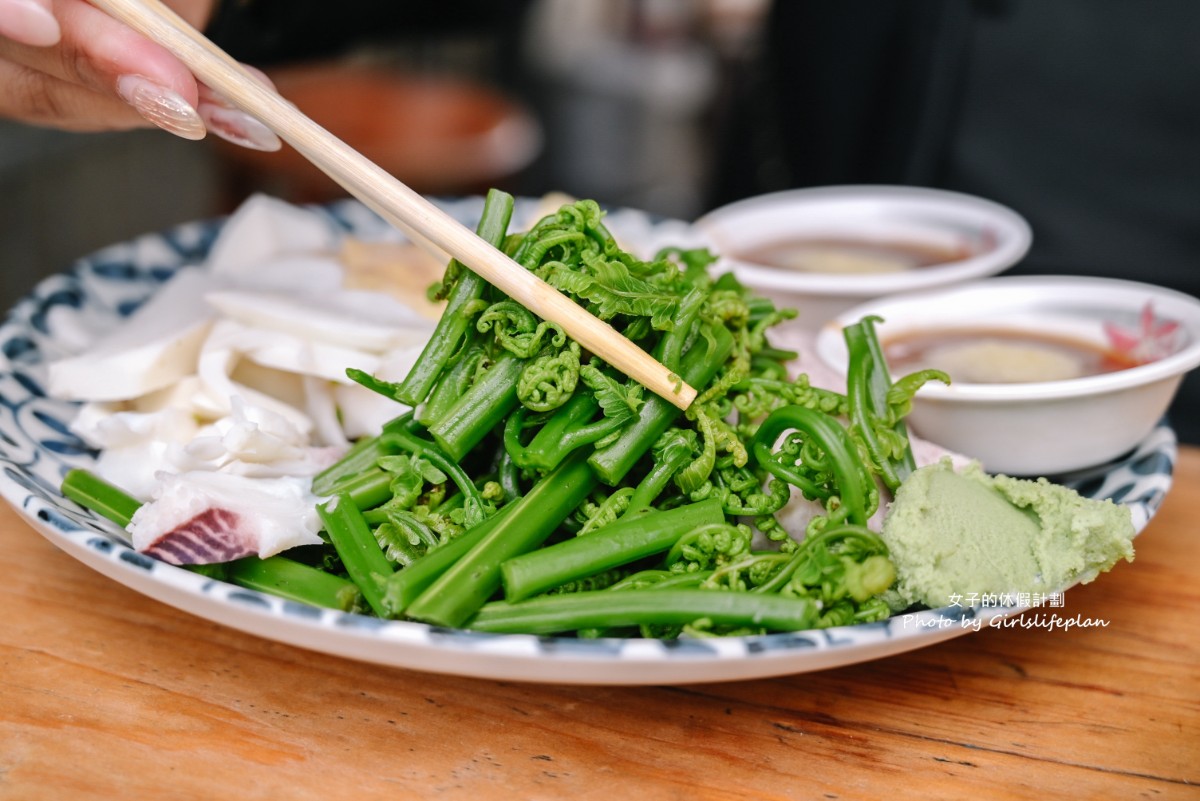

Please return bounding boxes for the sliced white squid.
[194,319,381,436]
[205,194,339,275]
[47,267,217,402]
[302,375,351,450]
[332,343,425,440]
[204,288,432,352]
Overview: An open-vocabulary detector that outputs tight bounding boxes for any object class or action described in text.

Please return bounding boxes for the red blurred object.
[215,62,542,204]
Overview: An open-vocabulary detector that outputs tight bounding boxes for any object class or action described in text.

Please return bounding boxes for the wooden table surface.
[2,449,1197,801]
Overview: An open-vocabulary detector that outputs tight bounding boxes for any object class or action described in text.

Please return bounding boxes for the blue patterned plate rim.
[0,198,1177,685]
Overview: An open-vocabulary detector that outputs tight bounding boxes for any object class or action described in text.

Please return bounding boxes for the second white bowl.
[815,276,1200,476]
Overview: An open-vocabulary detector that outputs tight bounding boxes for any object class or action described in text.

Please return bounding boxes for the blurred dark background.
[2,0,1197,440]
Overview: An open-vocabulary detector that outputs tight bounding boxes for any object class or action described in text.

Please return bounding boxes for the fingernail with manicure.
[0,0,61,47]
[116,75,206,141]
[198,102,281,151]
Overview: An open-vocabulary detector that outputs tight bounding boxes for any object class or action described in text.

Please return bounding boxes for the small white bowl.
[815,276,1200,476]
[695,185,1032,329]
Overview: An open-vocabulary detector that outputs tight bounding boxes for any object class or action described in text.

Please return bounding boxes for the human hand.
[0,0,280,150]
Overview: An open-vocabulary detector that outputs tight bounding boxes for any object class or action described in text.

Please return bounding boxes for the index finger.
[50,0,203,105]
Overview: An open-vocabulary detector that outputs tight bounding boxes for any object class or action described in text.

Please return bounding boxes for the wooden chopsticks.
[88,0,697,410]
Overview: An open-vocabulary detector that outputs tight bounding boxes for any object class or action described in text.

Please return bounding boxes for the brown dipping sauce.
[884,328,1140,385]
[737,237,974,275]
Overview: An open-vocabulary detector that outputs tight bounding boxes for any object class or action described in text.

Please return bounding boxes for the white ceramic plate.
[0,198,1174,685]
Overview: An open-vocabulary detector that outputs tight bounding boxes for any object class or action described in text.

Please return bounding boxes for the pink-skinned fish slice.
[129,471,325,565]
[141,507,258,565]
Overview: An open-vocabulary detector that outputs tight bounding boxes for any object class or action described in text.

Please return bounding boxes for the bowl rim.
[815,274,1200,402]
[695,184,1033,296]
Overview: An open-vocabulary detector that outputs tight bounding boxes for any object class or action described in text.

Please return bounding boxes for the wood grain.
[2,450,1198,800]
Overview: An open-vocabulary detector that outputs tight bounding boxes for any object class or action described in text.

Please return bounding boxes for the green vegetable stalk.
[843,316,949,492]
[468,589,819,635]
[391,188,514,407]
[316,495,395,616]
[380,504,517,617]
[404,450,598,628]
[751,404,875,528]
[62,468,142,529]
[589,325,735,485]
[500,498,724,602]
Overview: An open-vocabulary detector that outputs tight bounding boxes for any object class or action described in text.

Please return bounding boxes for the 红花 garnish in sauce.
[884,328,1141,385]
